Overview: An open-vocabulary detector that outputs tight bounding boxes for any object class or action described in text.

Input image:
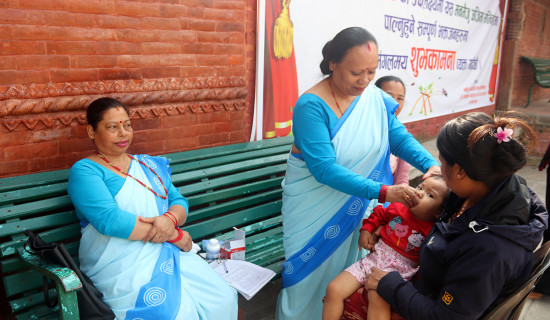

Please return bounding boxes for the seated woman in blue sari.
[68,97,238,320]
[275,27,441,320]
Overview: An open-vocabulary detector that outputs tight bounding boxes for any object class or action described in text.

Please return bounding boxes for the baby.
[322,175,449,320]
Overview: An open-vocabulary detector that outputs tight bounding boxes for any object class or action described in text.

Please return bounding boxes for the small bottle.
[205,238,220,261]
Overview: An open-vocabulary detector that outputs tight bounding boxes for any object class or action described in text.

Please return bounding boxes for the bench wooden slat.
[1,241,80,274]
[15,305,62,320]
[0,195,73,221]
[187,189,282,223]
[180,164,286,197]
[171,154,287,186]
[0,182,69,207]
[1,224,81,258]
[0,211,77,238]
[164,136,293,165]
[169,144,291,174]
[187,177,283,207]
[184,200,282,239]
[9,288,57,312]
[0,169,70,194]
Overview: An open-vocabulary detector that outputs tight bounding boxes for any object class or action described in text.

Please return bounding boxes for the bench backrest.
[522,56,550,87]
[0,136,293,318]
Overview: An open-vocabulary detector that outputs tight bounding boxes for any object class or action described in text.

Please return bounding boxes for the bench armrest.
[17,245,83,293]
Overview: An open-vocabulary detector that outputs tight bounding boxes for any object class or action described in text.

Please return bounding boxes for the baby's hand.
[358,230,375,251]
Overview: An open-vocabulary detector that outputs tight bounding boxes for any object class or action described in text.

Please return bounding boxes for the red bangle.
[167,228,184,243]
[378,185,388,204]
[163,212,177,228]
[167,211,178,226]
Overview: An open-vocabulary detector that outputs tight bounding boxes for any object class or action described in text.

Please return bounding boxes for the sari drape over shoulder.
[70,155,238,320]
[276,85,393,320]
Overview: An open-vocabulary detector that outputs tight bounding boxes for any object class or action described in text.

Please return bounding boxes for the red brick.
[165,137,198,151]
[196,31,232,43]
[198,132,230,147]
[28,154,73,172]
[0,25,13,40]
[0,56,18,70]
[0,9,45,25]
[116,1,161,17]
[229,55,244,66]
[42,12,96,28]
[140,17,180,30]
[50,68,99,83]
[162,113,197,128]
[0,160,28,177]
[118,55,161,68]
[160,4,190,18]
[3,142,58,161]
[189,19,216,32]
[31,127,73,143]
[13,25,116,41]
[213,1,245,10]
[50,69,99,83]
[214,44,243,55]
[59,138,95,154]
[0,130,32,147]
[216,22,244,33]
[196,55,230,66]
[180,66,215,77]
[203,8,238,21]
[72,55,117,68]
[141,42,181,55]
[47,41,96,55]
[131,117,162,131]
[17,55,70,70]
[181,43,214,54]
[130,141,166,155]
[97,15,140,29]
[0,70,50,85]
[159,30,196,43]
[97,41,141,55]
[115,29,160,42]
[142,66,181,78]
[98,68,142,80]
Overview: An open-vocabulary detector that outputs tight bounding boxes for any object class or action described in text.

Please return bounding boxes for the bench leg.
[55,282,80,320]
[524,82,536,108]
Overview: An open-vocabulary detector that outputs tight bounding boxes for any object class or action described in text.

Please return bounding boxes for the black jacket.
[378,175,548,320]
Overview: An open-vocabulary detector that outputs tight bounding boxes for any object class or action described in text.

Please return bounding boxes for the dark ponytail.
[437,111,537,188]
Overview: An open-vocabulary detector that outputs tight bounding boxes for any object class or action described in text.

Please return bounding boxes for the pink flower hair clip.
[494,127,514,143]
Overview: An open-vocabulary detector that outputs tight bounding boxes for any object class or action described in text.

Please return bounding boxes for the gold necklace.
[328,78,345,116]
[452,199,470,220]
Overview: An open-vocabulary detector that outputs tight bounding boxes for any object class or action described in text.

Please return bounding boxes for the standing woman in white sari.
[275,27,441,320]
[68,98,238,320]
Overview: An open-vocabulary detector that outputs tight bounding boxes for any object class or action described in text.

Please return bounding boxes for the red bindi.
[367,43,371,51]
[120,121,122,123]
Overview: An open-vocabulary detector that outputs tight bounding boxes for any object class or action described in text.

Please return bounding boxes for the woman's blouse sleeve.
[68,160,137,239]
[293,95,382,199]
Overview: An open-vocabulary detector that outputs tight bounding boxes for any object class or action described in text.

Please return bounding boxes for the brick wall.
[511,0,550,107]
[0,0,257,178]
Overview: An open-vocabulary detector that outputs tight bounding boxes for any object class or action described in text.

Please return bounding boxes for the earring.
[89,136,95,140]
[457,174,462,180]
[329,65,334,71]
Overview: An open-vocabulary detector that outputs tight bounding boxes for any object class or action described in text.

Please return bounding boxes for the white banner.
[288,0,502,123]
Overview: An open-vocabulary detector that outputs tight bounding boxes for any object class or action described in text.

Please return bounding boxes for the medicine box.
[220,227,246,260]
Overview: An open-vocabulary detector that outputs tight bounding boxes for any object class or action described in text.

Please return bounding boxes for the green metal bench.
[0,136,293,319]
[521,56,550,108]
